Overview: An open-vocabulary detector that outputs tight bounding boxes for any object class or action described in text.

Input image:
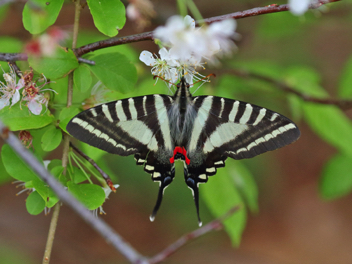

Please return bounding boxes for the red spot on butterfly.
[170,146,190,165]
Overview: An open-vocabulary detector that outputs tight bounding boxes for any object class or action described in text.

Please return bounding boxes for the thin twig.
[0,120,148,264]
[0,0,340,62]
[148,206,240,264]
[78,57,96,65]
[231,68,352,110]
[42,203,60,264]
[200,0,340,24]
[69,142,116,191]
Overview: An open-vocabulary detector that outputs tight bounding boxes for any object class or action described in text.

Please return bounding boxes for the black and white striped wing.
[184,95,300,187]
[66,95,175,178]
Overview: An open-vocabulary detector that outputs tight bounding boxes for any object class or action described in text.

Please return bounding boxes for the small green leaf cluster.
[0,0,132,216]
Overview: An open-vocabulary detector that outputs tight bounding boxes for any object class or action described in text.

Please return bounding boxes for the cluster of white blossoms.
[139,15,237,85]
[0,65,55,115]
[289,0,318,15]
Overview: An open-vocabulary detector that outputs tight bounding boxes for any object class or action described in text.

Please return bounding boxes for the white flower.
[140,48,179,84]
[153,15,237,62]
[289,0,316,15]
[0,66,25,110]
[205,19,237,56]
[21,74,56,115]
[26,93,47,115]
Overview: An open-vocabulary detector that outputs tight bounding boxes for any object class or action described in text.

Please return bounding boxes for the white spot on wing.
[199,174,207,180]
[228,101,239,121]
[115,101,127,121]
[236,147,247,154]
[107,138,117,146]
[218,98,225,118]
[128,98,138,119]
[203,122,248,153]
[153,172,161,178]
[72,118,84,125]
[102,104,113,122]
[253,108,266,126]
[90,108,97,117]
[189,96,213,151]
[86,125,94,133]
[206,167,216,173]
[214,160,224,165]
[154,95,172,150]
[142,96,147,116]
[118,120,158,151]
[270,113,279,122]
[145,165,155,171]
[240,103,253,124]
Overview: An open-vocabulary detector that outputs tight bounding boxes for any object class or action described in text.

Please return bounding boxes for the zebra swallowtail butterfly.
[67,77,300,226]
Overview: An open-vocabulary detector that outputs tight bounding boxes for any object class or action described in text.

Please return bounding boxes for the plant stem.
[42,203,60,264]
[42,1,82,263]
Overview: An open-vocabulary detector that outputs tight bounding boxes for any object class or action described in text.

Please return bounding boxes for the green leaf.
[28,48,79,80]
[87,53,137,93]
[50,165,64,177]
[87,0,126,37]
[285,66,352,157]
[70,166,88,184]
[31,178,59,208]
[0,103,54,131]
[50,165,66,186]
[303,103,352,158]
[47,159,62,171]
[227,161,258,213]
[339,55,352,98]
[202,171,246,246]
[22,0,64,34]
[320,154,352,200]
[41,125,62,151]
[1,144,38,182]
[26,191,45,215]
[67,182,105,210]
[74,64,92,92]
[59,106,80,133]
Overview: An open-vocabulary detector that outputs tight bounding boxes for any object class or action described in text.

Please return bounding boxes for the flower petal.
[0,98,9,110]
[28,99,42,115]
[289,0,311,15]
[139,50,156,66]
[11,90,20,106]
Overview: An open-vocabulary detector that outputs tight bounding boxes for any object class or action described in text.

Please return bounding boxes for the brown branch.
[231,68,352,110]
[0,0,340,61]
[200,0,340,24]
[148,206,240,264]
[69,142,116,191]
[0,52,28,62]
